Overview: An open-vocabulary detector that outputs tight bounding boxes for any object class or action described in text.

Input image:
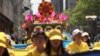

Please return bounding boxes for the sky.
[31,0,51,14]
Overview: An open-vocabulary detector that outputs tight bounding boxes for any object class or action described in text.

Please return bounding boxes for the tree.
[67,0,100,26]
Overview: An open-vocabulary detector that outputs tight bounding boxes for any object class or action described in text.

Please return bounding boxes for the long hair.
[86,39,91,47]
[46,40,66,56]
[2,48,9,56]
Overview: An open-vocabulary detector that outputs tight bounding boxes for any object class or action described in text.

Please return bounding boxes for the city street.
[0,0,100,56]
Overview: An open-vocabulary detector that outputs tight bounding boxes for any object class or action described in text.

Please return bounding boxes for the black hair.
[46,40,67,56]
[2,48,9,56]
[82,36,91,47]
[10,35,15,41]
[31,32,48,41]
[32,32,47,38]
[86,39,91,47]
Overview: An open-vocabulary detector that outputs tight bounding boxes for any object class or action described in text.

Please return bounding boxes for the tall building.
[67,0,77,9]
[0,0,14,33]
[12,0,26,27]
[22,0,31,13]
[51,0,77,13]
[0,0,27,33]
[63,0,77,10]
[12,0,31,31]
[51,0,63,13]
[22,0,31,22]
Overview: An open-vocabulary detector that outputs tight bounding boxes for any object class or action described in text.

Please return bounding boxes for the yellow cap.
[0,32,7,48]
[45,29,63,40]
[93,42,100,50]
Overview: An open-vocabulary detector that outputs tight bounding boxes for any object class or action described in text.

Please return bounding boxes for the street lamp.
[85,15,97,42]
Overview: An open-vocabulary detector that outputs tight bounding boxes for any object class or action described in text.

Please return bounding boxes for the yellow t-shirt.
[8,48,28,56]
[26,44,34,50]
[27,39,32,44]
[50,50,62,56]
[27,47,47,56]
[0,32,7,48]
[67,41,89,54]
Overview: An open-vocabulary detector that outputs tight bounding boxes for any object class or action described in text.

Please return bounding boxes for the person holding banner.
[45,29,68,56]
[82,32,92,48]
[26,32,48,56]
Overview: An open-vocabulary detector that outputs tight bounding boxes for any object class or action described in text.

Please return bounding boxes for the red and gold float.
[38,1,54,16]
[22,0,69,31]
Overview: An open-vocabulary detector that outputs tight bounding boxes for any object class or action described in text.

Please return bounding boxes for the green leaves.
[66,0,100,26]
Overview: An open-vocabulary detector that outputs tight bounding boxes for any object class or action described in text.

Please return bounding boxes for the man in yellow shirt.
[67,29,89,54]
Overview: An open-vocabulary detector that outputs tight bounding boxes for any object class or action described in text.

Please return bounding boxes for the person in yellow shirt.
[26,32,48,56]
[45,29,67,56]
[26,32,38,50]
[67,29,89,54]
[27,26,43,44]
[82,32,92,47]
[0,32,10,56]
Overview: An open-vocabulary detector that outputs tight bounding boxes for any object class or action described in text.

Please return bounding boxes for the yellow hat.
[0,32,7,48]
[93,42,100,50]
[45,29,63,40]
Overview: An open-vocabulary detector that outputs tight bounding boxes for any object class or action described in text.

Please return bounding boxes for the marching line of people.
[0,28,100,56]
